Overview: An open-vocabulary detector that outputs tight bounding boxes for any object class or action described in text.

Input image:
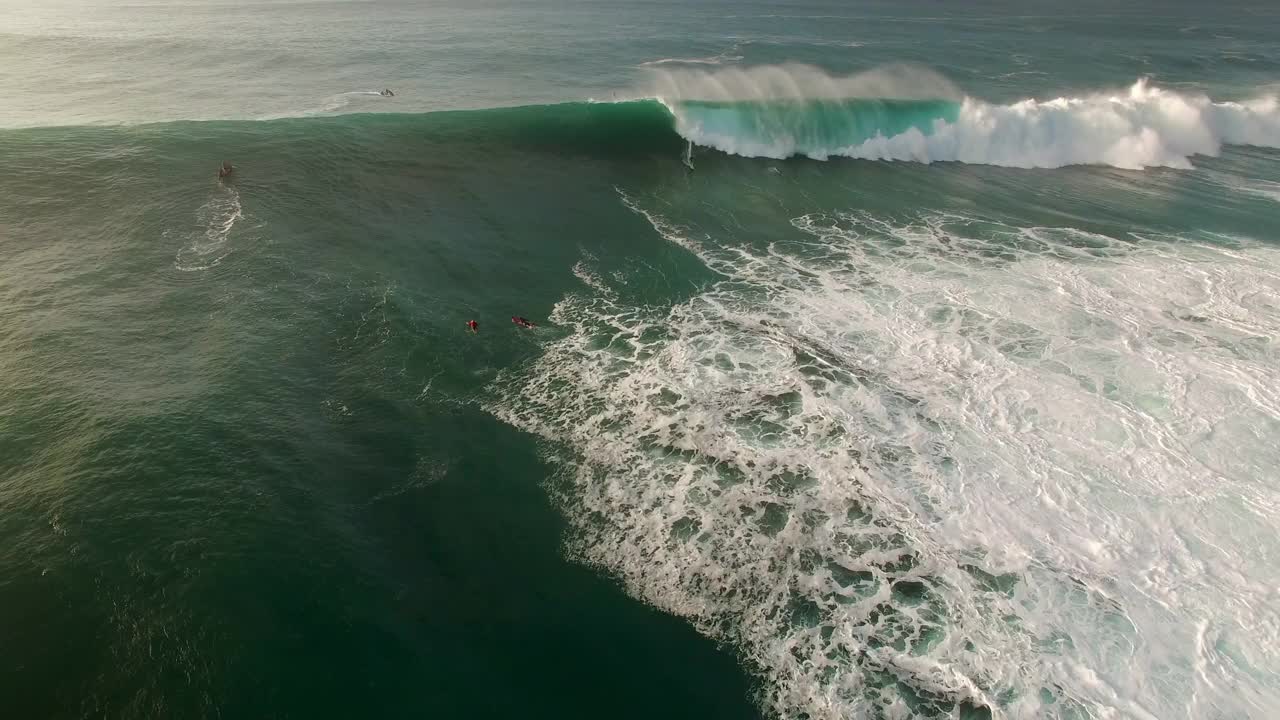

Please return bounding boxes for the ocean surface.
[3,1,1280,718]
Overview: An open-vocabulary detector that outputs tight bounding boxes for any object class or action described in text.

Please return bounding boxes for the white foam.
[832,82,1280,169]
[640,56,739,67]
[650,65,1280,168]
[571,259,614,298]
[640,54,744,68]
[490,195,1280,719]
[172,184,242,272]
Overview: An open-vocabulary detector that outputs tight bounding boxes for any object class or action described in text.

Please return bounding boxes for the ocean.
[2,1,1279,718]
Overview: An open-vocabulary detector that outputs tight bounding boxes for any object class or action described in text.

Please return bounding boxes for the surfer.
[466,319,479,333]
[217,160,234,178]
[512,316,536,328]
[380,89,395,97]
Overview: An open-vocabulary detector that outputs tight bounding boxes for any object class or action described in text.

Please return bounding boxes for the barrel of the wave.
[664,97,960,160]
[656,77,1280,167]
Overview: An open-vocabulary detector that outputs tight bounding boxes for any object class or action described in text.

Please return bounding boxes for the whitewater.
[492,195,1280,720]
[652,66,1280,169]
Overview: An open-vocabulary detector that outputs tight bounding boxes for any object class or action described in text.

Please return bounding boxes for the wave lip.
[839,79,1280,169]
[651,65,1280,169]
[665,97,961,161]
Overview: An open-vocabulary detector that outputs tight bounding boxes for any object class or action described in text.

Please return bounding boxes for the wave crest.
[653,65,1280,168]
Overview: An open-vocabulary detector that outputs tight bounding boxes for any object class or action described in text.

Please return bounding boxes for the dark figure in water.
[380,89,395,97]
[466,319,479,333]
[512,316,536,328]
[217,160,234,178]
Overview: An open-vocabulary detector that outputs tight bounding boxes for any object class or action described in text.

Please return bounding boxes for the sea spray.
[650,65,1280,167]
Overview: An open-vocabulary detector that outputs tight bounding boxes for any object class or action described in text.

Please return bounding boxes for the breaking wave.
[489,191,1280,720]
[652,65,1280,168]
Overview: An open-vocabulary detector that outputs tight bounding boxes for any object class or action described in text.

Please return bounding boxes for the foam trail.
[307,90,392,115]
[640,55,744,67]
[491,194,1280,720]
[650,65,1280,168]
[640,43,745,68]
[172,185,242,271]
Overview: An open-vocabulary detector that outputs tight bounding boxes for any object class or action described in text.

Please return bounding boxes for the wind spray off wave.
[651,65,1280,168]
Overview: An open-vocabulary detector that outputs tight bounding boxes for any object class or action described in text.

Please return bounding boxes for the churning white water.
[651,66,1280,168]
[492,191,1280,719]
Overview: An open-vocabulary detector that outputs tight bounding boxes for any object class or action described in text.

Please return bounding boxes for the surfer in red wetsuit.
[512,316,536,328]
[466,319,479,333]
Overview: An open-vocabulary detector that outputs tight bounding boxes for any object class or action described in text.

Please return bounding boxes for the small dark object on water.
[512,316,536,328]
[217,160,234,178]
[466,319,479,333]
[381,89,395,97]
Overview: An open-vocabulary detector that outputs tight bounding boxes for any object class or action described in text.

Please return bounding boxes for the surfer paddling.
[217,160,234,179]
[511,316,536,328]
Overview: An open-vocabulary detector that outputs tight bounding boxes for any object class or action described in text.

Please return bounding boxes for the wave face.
[653,65,1280,168]
[668,98,961,160]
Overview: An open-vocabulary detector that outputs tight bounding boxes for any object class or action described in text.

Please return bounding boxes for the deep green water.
[1,109,755,719]
[3,2,1280,719]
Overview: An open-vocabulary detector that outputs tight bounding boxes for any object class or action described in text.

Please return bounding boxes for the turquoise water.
[3,1,1280,719]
